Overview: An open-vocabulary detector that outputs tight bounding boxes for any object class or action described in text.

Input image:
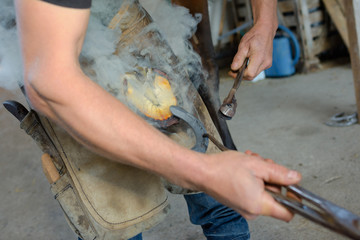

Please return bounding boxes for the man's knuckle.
[237,48,247,58]
[247,71,256,79]
[264,58,273,69]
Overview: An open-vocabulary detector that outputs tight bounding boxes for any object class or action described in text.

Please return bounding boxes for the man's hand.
[201,150,301,221]
[230,23,275,80]
[230,0,278,80]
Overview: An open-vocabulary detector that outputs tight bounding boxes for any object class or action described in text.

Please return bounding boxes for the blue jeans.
[131,193,249,240]
[81,193,249,240]
[128,233,142,240]
[184,193,250,240]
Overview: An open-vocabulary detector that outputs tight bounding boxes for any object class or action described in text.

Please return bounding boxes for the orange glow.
[123,68,177,121]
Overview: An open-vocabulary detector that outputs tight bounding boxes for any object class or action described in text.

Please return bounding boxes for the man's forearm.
[16,0,207,193]
[251,0,278,35]
[26,66,207,191]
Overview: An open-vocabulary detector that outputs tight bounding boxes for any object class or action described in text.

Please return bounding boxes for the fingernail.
[287,170,299,179]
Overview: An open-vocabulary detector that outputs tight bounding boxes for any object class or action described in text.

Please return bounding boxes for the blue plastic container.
[265,25,300,77]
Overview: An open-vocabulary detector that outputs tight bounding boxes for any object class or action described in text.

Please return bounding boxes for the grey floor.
[1,64,359,239]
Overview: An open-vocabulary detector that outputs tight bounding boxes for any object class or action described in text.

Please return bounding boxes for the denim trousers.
[129,193,250,240]
[80,193,250,240]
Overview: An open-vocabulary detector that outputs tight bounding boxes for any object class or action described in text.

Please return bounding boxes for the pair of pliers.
[203,134,360,239]
[267,185,360,239]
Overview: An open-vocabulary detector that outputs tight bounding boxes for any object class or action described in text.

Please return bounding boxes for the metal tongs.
[204,135,360,239]
[219,58,249,120]
[268,184,360,239]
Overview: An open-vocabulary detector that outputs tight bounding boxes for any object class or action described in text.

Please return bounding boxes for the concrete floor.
[1,64,359,239]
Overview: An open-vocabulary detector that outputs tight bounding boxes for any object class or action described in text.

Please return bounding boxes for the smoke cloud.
[0,0,205,122]
[0,0,22,90]
[81,0,205,118]
[140,0,203,75]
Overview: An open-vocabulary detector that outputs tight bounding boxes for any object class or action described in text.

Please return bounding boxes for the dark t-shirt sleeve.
[41,0,91,9]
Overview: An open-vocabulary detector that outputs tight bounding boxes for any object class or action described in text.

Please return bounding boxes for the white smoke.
[0,0,22,90]
[140,0,206,91]
[0,0,205,118]
[140,0,202,67]
[81,0,205,115]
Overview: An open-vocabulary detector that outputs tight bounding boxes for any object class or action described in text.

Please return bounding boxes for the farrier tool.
[3,100,65,178]
[3,100,29,121]
[204,134,360,239]
[219,58,248,120]
[268,185,360,239]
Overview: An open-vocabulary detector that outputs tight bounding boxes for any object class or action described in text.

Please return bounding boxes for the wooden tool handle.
[41,153,61,184]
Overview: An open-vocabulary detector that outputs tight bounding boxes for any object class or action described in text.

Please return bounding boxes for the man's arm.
[231,0,278,80]
[15,0,300,221]
[14,0,201,189]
